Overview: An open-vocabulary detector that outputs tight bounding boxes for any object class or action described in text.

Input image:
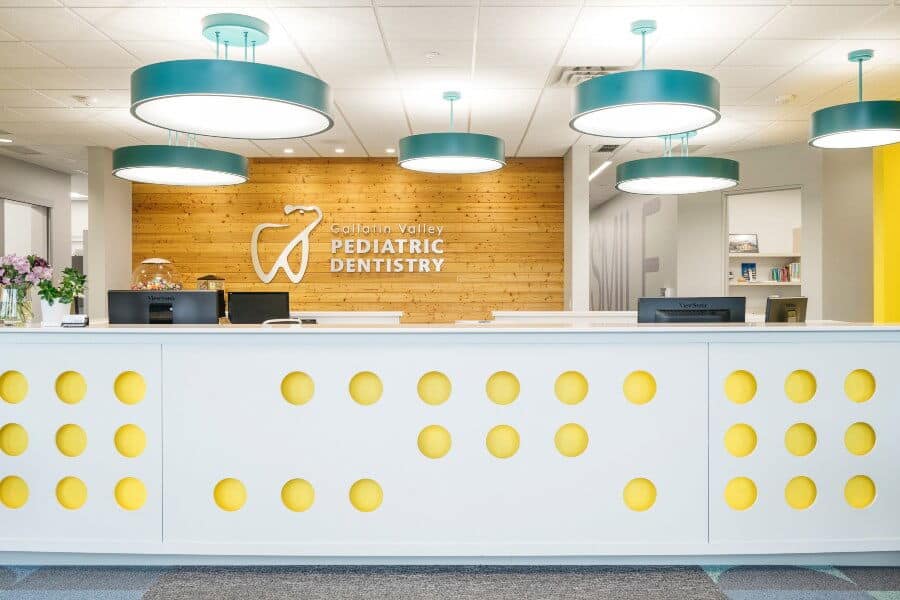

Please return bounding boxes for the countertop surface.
[2,321,900,334]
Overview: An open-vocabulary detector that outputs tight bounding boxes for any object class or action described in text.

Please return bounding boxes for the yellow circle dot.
[417,371,451,406]
[724,476,757,511]
[114,477,147,511]
[417,424,452,459]
[281,371,314,406]
[0,371,27,404]
[114,371,146,405]
[845,422,876,456]
[486,424,520,459]
[349,478,383,512]
[56,476,87,510]
[554,423,589,457]
[114,424,146,458]
[623,370,656,405]
[623,478,657,512]
[281,478,315,512]
[55,424,87,458]
[56,371,87,405]
[486,371,519,405]
[349,371,383,406]
[784,370,816,403]
[555,371,588,405]
[0,423,28,456]
[213,478,246,512]
[0,475,28,509]
[844,369,875,403]
[724,423,757,458]
[845,475,876,509]
[784,423,817,457]
[785,476,817,510]
[724,370,756,404]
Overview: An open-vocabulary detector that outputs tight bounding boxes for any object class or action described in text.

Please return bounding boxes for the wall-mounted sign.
[251,206,445,283]
[251,205,323,284]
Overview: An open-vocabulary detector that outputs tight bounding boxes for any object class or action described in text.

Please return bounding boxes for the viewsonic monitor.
[638,297,746,324]
[108,290,221,325]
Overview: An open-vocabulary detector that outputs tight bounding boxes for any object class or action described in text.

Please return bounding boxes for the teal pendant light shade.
[616,134,738,195]
[570,20,720,138]
[398,92,505,174]
[130,14,332,139]
[810,50,900,149]
[112,145,248,186]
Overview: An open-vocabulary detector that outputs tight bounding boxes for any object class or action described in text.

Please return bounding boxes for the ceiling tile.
[0,8,106,42]
[708,65,790,88]
[70,68,132,89]
[33,41,139,68]
[303,109,366,156]
[720,87,760,105]
[378,7,475,41]
[648,38,743,67]
[517,88,578,156]
[754,5,887,40]
[304,39,392,88]
[0,42,62,68]
[559,36,640,67]
[744,64,855,107]
[469,88,540,154]
[720,39,830,67]
[376,0,474,5]
[319,66,397,90]
[0,108,100,123]
[71,7,211,41]
[403,87,470,133]
[471,65,551,89]
[395,67,469,90]
[274,7,381,42]
[477,6,577,39]
[389,39,472,68]
[0,89,67,108]
[335,88,409,156]
[251,139,319,157]
[118,40,210,63]
[476,38,562,68]
[808,39,900,66]
[37,89,130,108]
[843,6,900,39]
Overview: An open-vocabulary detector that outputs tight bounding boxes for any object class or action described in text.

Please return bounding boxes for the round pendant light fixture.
[571,20,720,138]
[810,50,900,149]
[112,143,248,186]
[130,14,332,139]
[616,133,739,195]
[399,92,505,174]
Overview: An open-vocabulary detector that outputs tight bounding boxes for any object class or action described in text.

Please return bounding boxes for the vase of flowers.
[37,267,87,327]
[0,254,51,326]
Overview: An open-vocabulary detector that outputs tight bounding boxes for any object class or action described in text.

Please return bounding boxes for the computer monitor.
[227,292,290,324]
[765,296,807,323]
[108,290,222,325]
[638,297,746,323]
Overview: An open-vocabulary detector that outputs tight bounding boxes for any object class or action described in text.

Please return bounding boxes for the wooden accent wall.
[132,157,563,323]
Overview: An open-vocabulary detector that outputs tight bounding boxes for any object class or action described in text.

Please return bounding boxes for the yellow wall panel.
[873,144,900,323]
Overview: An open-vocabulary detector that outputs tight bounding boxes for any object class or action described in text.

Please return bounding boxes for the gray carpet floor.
[2,565,900,599]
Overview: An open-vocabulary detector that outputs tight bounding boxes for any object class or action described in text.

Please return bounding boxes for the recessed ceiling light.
[0,131,13,144]
[334,147,345,154]
[70,192,87,199]
[424,51,440,60]
[283,147,294,154]
[385,147,395,154]
[775,93,797,105]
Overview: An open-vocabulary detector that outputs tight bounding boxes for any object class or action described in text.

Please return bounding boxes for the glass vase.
[0,286,33,327]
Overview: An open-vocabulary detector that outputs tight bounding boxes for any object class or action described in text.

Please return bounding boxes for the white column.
[563,144,591,311]
[87,147,132,321]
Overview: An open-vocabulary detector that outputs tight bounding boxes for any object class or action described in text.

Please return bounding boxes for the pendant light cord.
[449,98,455,131]
[857,57,863,102]
[641,31,646,69]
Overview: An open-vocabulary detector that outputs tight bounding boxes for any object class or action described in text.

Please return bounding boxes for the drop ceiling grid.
[0,1,891,172]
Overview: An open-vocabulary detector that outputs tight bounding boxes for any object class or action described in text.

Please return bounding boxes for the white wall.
[564,145,591,311]
[70,200,88,256]
[590,192,677,310]
[0,154,71,271]
[728,189,801,254]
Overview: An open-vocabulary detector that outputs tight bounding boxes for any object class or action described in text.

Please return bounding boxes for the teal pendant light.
[399,92,505,174]
[810,50,900,149]
[616,133,739,195]
[130,14,332,139]
[571,20,720,138]
[113,139,248,186]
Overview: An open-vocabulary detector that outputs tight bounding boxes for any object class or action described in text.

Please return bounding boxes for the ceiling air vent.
[549,66,626,88]
[595,144,620,153]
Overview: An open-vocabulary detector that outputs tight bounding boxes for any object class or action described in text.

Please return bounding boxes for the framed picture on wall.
[729,233,759,254]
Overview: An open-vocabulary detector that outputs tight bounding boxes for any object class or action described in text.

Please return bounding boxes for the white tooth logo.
[251,204,323,284]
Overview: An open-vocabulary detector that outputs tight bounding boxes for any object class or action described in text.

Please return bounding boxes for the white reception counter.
[0,322,898,565]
